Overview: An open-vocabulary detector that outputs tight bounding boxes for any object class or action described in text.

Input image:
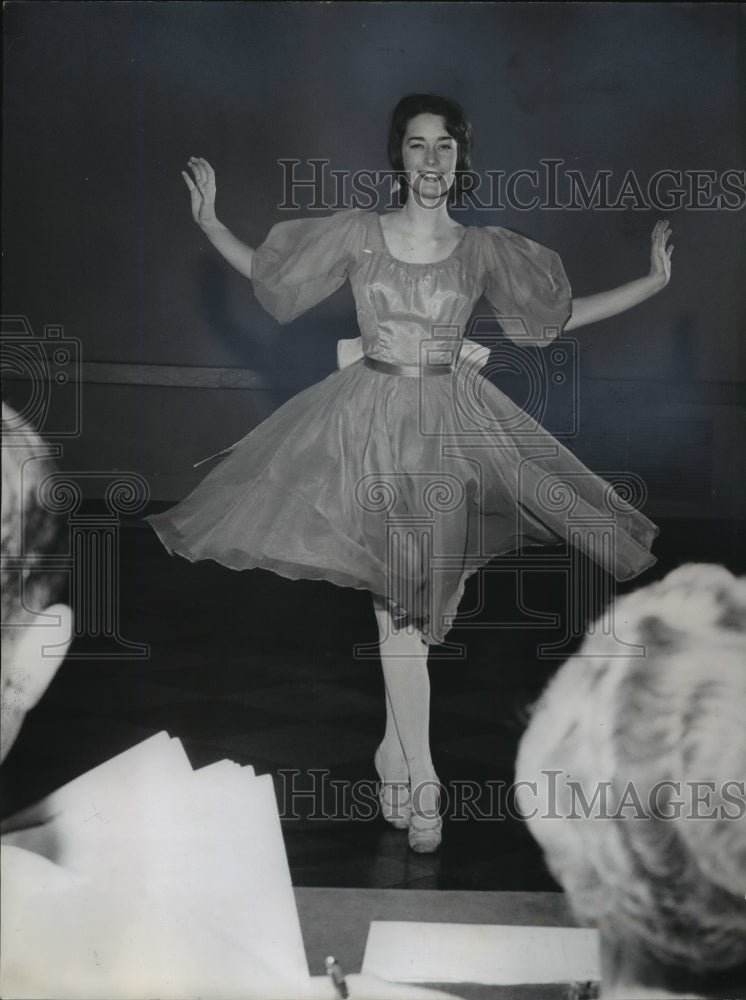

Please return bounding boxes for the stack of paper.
[1,732,309,999]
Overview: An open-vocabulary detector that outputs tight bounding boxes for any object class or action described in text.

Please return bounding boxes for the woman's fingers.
[648,220,673,283]
[187,157,215,187]
[188,157,206,186]
[653,220,672,250]
[183,156,218,226]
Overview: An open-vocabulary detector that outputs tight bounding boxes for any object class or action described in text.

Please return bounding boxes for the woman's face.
[401,113,458,204]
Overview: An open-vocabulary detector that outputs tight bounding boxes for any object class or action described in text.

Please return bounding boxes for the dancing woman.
[148,94,671,853]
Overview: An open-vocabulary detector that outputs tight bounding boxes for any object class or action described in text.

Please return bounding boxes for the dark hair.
[387,94,473,205]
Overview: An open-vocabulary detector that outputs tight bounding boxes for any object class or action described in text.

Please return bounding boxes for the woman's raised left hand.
[649,219,673,287]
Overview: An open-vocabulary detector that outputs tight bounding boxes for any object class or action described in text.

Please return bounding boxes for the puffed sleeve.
[251,209,364,324]
[480,227,572,346]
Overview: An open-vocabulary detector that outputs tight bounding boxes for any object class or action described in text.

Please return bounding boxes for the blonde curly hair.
[1,402,67,641]
[516,564,746,988]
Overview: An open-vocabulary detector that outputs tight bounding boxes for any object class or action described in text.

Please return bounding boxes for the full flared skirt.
[147,359,658,644]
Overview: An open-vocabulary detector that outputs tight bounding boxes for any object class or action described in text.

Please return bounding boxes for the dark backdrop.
[3,1,745,518]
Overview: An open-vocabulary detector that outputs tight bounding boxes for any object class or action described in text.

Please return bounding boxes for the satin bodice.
[250,208,572,358]
[349,217,484,366]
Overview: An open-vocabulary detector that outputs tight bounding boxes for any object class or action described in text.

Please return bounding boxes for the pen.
[325,955,349,999]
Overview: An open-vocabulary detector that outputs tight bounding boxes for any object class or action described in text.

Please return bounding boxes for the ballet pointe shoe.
[408,776,442,854]
[374,745,412,830]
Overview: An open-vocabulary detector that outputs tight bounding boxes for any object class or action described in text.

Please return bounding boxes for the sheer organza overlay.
[148,210,657,644]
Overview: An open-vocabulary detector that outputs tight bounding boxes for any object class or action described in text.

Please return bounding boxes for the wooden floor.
[2,513,744,891]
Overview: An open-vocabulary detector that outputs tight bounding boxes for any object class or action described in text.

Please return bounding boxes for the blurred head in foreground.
[1,402,72,762]
[516,564,746,999]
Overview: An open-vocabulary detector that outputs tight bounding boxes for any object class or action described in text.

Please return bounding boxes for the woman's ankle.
[375,741,408,780]
[409,773,440,817]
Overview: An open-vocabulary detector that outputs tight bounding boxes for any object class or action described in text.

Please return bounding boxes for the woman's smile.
[401,112,459,199]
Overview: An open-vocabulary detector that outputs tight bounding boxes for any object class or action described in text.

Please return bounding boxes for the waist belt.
[363,356,453,378]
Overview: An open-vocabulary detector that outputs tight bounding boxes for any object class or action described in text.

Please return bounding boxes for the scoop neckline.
[373,213,469,266]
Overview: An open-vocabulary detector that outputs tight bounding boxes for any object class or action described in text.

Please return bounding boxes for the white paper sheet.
[362,921,601,985]
[1,733,310,998]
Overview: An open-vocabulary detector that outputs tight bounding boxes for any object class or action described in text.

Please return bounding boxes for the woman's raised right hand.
[182,157,219,229]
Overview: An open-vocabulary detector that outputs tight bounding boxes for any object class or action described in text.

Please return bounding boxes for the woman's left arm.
[564,220,673,331]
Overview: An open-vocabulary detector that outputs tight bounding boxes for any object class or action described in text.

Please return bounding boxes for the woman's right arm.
[183,157,254,280]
